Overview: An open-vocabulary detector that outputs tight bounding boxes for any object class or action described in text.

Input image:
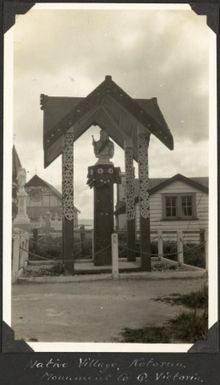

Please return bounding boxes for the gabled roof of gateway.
[41,76,173,167]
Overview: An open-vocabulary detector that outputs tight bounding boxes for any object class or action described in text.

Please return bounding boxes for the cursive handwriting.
[41,372,113,382]
[78,358,118,372]
[26,358,68,369]
[25,356,205,384]
[129,358,186,369]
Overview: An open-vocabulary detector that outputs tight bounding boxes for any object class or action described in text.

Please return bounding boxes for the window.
[162,194,196,220]
[181,195,193,217]
[165,196,177,218]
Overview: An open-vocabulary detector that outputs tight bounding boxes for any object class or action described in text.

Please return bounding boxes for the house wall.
[118,180,208,243]
[26,187,61,208]
[26,186,79,228]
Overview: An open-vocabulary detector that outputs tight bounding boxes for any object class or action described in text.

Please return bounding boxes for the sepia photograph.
[3,3,218,352]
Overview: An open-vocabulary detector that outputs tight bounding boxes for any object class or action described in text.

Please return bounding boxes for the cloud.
[12,7,210,218]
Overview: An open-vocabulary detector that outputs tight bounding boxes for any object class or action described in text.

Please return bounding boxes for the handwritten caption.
[25,357,204,383]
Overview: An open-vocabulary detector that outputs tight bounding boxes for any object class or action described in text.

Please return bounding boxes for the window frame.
[161,192,197,221]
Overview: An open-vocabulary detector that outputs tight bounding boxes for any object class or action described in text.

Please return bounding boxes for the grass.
[169,310,208,342]
[120,285,208,343]
[122,326,170,343]
[121,311,208,343]
[154,284,208,309]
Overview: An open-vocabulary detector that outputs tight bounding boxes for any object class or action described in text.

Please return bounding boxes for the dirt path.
[12,277,206,342]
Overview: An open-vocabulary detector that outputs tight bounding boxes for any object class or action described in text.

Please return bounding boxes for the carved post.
[124,138,136,261]
[62,132,74,275]
[137,128,151,271]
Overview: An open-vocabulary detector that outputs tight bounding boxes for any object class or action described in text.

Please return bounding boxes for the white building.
[115,173,208,243]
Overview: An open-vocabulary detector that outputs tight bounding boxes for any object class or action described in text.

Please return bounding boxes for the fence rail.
[12,227,208,281]
[116,228,208,269]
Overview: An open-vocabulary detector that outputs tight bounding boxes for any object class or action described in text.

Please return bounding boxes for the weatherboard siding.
[26,190,61,208]
[118,180,208,243]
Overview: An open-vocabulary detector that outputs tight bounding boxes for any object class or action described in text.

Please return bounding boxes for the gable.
[25,174,62,200]
[41,76,173,167]
[25,174,80,212]
[152,180,207,195]
[149,174,208,195]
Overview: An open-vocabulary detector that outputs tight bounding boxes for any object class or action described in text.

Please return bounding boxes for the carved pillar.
[124,138,136,261]
[62,132,74,275]
[137,129,151,271]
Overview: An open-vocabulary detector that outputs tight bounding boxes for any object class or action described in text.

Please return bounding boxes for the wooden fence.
[117,228,208,269]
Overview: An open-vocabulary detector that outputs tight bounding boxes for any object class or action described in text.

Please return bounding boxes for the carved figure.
[92,129,114,164]
[17,168,27,191]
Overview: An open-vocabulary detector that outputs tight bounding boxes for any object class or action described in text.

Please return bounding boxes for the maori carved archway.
[41,76,173,273]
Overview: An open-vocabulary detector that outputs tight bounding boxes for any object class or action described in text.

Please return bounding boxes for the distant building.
[115,173,208,243]
[25,174,80,230]
[12,145,22,219]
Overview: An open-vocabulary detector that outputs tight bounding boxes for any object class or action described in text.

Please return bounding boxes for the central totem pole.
[87,129,121,265]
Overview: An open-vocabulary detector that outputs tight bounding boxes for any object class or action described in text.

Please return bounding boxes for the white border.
[33,3,191,11]
[3,27,13,326]
[3,3,217,353]
[208,30,218,328]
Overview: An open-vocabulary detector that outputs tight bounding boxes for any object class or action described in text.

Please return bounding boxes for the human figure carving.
[92,129,114,164]
[17,168,27,192]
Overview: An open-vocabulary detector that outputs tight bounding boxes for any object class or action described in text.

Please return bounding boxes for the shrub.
[163,241,177,261]
[183,243,205,268]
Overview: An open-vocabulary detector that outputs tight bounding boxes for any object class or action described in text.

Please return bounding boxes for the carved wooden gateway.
[41,76,173,274]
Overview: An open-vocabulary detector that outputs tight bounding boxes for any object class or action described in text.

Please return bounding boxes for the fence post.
[91,229,94,261]
[200,229,208,270]
[22,232,29,267]
[12,229,20,283]
[33,228,38,254]
[177,230,184,264]
[158,230,163,260]
[80,225,86,257]
[111,233,119,279]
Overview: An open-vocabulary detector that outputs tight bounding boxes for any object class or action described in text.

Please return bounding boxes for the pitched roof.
[115,173,208,215]
[41,76,173,167]
[25,174,80,213]
[12,145,22,181]
[148,174,208,194]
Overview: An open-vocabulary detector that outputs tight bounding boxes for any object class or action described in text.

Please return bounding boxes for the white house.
[115,173,208,243]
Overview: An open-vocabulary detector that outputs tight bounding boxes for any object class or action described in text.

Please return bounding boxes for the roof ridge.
[25,174,80,212]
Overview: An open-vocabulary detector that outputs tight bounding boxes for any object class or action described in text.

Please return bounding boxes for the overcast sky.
[12,5,210,218]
